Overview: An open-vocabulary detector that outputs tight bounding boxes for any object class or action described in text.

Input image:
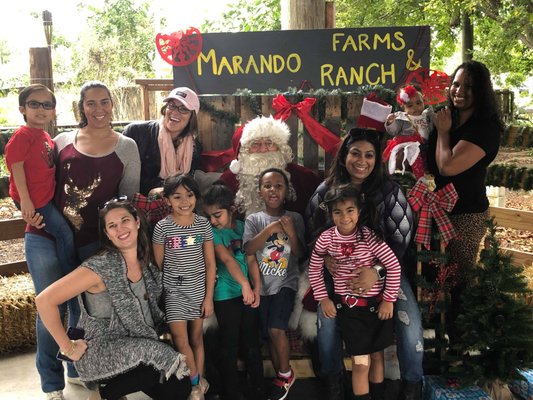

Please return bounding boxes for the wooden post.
[281,0,327,30]
[29,47,56,135]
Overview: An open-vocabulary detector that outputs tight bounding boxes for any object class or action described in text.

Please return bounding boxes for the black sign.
[172,26,430,94]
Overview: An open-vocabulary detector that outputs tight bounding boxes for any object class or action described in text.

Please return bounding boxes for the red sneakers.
[268,368,296,400]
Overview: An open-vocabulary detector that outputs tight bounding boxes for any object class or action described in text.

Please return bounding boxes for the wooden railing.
[1,206,531,277]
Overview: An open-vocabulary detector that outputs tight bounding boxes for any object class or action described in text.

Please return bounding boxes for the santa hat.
[397,85,419,105]
[357,93,392,133]
[229,116,291,174]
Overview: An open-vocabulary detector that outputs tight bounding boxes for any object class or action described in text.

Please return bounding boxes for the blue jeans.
[25,234,100,393]
[37,202,77,272]
[316,271,424,382]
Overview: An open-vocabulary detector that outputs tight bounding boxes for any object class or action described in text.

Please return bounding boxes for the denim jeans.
[37,201,77,272]
[316,270,424,382]
[25,233,100,393]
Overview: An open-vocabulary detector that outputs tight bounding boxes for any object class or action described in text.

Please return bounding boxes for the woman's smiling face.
[344,140,376,186]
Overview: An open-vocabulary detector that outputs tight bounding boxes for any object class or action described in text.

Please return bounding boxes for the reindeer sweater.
[50,130,140,247]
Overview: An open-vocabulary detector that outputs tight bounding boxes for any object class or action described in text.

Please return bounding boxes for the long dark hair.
[78,81,113,128]
[448,61,503,131]
[163,173,201,199]
[98,199,152,267]
[318,184,383,240]
[203,181,235,211]
[325,127,386,196]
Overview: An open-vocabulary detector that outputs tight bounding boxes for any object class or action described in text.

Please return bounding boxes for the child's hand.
[278,215,296,237]
[251,287,261,308]
[386,113,396,125]
[202,298,214,318]
[267,220,285,236]
[241,282,254,305]
[20,198,36,219]
[377,300,393,320]
[320,298,337,318]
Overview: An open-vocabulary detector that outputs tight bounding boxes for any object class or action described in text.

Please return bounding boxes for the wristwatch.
[373,265,386,280]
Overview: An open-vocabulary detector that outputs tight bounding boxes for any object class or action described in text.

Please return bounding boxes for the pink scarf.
[158,117,194,179]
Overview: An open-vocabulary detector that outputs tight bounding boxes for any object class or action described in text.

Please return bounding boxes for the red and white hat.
[163,87,200,113]
[397,85,419,105]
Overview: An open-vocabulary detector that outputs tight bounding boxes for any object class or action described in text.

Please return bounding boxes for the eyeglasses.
[101,195,128,209]
[166,102,192,115]
[25,100,55,110]
[250,139,277,150]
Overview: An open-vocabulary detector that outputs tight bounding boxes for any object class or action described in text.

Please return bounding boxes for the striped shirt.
[309,226,401,302]
[152,214,213,320]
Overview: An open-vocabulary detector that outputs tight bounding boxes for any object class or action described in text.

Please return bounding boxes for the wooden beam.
[0,218,25,241]
[0,261,28,277]
[490,206,533,231]
[502,248,533,268]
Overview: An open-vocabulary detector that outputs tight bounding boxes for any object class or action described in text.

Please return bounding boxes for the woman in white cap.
[124,87,203,197]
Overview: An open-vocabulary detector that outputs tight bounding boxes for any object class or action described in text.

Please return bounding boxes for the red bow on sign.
[407,180,459,250]
[272,94,341,155]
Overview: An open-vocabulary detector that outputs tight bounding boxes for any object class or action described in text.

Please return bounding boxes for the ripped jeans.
[317,270,424,382]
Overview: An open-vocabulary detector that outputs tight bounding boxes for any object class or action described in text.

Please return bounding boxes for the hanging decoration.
[272,94,341,155]
[404,68,449,105]
[407,180,459,250]
[155,27,203,67]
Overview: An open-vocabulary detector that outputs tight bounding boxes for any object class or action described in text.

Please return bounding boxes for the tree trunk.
[281,0,327,30]
[461,12,473,61]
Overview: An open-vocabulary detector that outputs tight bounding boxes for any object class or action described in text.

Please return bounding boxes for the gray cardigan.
[74,250,189,383]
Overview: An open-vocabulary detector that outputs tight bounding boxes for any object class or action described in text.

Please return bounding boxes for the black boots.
[402,380,422,400]
[352,394,371,400]
[325,373,345,400]
[369,381,385,400]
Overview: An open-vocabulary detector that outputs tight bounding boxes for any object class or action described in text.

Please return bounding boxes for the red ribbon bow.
[272,94,341,155]
[407,180,459,250]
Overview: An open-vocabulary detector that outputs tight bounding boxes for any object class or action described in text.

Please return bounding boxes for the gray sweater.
[74,250,189,383]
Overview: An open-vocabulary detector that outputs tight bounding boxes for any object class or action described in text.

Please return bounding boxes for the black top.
[426,114,500,215]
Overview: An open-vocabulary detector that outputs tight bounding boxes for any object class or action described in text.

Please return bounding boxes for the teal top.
[213,219,249,301]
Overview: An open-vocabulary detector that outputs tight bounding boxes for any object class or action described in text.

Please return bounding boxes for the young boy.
[243,168,306,400]
[5,84,77,271]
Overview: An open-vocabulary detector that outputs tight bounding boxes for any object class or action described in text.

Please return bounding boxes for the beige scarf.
[158,117,194,179]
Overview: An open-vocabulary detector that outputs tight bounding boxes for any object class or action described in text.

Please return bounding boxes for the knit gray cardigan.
[74,250,189,383]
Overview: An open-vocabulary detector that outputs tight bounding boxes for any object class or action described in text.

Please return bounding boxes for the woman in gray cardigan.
[35,199,191,400]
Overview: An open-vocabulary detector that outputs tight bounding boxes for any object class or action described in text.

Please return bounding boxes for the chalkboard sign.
[173,26,430,94]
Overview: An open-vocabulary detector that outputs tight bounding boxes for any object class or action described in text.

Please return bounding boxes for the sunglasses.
[25,100,55,110]
[101,195,128,210]
[166,102,192,115]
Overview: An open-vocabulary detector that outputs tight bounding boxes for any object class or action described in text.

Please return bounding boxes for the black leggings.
[99,364,191,400]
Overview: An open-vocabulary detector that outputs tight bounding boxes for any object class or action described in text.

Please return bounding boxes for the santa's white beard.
[235,151,290,215]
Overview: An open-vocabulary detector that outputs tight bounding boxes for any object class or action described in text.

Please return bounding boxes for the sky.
[0,0,233,69]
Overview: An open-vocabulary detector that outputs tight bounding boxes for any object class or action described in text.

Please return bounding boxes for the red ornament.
[155,27,203,67]
[404,68,449,105]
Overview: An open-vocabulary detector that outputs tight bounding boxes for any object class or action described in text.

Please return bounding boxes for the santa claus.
[220,115,321,217]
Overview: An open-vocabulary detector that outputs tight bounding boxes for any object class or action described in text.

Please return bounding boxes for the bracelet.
[60,340,77,358]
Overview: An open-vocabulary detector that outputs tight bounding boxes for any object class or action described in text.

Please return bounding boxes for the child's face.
[19,90,56,129]
[258,171,288,212]
[331,198,359,236]
[166,184,196,217]
[203,204,232,230]
[402,92,425,116]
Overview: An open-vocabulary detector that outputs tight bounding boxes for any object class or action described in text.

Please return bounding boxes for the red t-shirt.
[5,126,56,208]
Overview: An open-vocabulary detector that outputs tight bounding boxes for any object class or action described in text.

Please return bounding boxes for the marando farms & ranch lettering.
[172,26,430,93]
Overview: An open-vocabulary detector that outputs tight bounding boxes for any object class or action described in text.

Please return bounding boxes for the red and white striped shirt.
[309,226,401,302]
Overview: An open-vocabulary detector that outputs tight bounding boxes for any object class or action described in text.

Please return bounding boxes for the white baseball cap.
[163,87,200,113]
